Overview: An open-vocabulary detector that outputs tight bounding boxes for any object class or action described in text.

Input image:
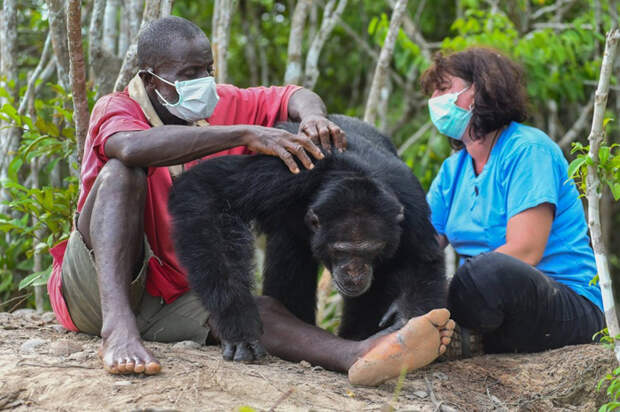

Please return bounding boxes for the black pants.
[448,252,605,353]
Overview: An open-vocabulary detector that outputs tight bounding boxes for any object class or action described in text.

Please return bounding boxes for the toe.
[124,360,136,373]
[439,344,447,355]
[145,361,161,375]
[426,308,451,327]
[441,336,451,345]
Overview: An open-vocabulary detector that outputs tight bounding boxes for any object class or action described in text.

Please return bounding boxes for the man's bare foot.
[99,330,161,375]
[348,309,455,386]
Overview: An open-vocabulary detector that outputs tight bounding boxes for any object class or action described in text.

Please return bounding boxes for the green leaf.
[1,103,21,125]
[610,182,620,201]
[7,157,23,182]
[18,267,52,290]
[567,156,587,178]
[600,146,610,167]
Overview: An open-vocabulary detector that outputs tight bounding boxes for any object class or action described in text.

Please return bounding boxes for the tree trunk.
[46,0,72,89]
[284,0,312,85]
[67,0,90,163]
[239,0,259,86]
[0,0,20,198]
[160,0,174,16]
[363,0,408,124]
[19,33,53,116]
[103,0,119,55]
[303,0,347,90]
[114,0,160,91]
[118,4,130,57]
[90,0,122,97]
[212,0,237,84]
[585,29,620,363]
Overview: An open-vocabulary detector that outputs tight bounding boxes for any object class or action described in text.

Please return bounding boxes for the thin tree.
[585,28,620,363]
[90,0,123,97]
[114,0,161,91]
[303,0,347,90]
[46,0,71,89]
[284,0,312,85]
[0,0,19,207]
[67,0,90,164]
[363,0,408,125]
[212,0,238,84]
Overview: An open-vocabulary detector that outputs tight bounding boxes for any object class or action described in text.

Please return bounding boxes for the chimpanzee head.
[305,176,404,297]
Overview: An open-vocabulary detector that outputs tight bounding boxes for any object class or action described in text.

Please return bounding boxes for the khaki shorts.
[61,228,211,344]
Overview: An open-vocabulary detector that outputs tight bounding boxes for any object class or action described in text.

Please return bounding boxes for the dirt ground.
[0,309,615,412]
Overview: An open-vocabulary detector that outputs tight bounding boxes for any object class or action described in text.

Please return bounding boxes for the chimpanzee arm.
[261,225,319,325]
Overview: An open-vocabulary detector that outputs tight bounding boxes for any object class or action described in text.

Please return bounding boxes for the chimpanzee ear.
[305,209,321,231]
[396,206,405,223]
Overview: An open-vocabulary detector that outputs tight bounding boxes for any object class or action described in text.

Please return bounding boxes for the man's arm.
[105,123,324,174]
[287,88,346,153]
[494,203,554,266]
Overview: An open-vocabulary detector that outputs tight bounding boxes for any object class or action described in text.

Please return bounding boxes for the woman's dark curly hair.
[420,47,529,149]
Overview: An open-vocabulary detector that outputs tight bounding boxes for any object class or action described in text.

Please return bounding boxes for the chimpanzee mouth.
[333,276,373,297]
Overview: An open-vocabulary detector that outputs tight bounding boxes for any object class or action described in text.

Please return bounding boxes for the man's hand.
[298,114,346,154]
[244,125,325,174]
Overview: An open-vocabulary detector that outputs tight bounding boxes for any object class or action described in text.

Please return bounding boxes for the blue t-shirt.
[427,121,602,311]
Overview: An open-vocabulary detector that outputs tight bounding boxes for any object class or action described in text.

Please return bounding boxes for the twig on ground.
[267,387,294,412]
[15,359,96,370]
[0,293,32,311]
[424,375,459,412]
[7,294,33,313]
[486,387,508,411]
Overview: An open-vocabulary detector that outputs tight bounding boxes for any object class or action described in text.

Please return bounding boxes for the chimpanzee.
[168,115,446,362]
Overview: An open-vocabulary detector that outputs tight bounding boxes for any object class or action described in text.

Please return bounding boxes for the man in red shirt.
[48,16,454,386]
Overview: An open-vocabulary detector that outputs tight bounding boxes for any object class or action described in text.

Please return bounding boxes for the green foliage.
[0,84,78,309]
[568,128,620,201]
[596,329,620,411]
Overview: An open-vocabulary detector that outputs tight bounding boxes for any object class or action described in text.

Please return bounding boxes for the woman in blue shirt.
[421,47,604,353]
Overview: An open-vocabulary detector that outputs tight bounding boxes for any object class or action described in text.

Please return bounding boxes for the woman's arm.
[495,203,554,266]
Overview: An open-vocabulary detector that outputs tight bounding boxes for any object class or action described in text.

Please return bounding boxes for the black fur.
[168,115,446,355]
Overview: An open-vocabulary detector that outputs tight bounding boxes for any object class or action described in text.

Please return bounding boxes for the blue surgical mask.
[428,86,472,140]
[148,70,219,122]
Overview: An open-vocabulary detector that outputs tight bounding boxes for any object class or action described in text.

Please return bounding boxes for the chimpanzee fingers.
[222,341,236,361]
[378,301,399,328]
[249,340,267,359]
[232,342,255,362]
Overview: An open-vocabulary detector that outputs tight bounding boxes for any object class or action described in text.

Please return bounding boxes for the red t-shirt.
[48,84,301,331]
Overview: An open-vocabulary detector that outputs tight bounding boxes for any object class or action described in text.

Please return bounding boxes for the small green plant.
[567,118,620,201]
[0,83,79,309]
[596,329,620,411]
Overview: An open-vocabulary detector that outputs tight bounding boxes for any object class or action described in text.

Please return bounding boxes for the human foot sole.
[348,308,451,386]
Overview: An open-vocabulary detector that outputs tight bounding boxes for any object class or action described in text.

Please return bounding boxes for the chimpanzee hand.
[210,304,266,362]
[221,339,266,362]
[244,125,325,174]
[378,301,407,333]
[298,114,347,154]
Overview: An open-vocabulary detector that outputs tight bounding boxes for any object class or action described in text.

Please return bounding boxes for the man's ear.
[139,70,153,89]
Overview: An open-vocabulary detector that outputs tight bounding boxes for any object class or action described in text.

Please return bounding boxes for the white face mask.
[147,70,219,122]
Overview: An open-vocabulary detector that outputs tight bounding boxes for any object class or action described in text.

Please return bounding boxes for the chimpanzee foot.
[348,309,453,386]
[99,330,161,375]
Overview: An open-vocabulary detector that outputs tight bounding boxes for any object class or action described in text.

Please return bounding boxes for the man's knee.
[97,159,147,200]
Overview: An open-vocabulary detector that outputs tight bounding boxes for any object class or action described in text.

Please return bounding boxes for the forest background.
[0,0,619,327]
